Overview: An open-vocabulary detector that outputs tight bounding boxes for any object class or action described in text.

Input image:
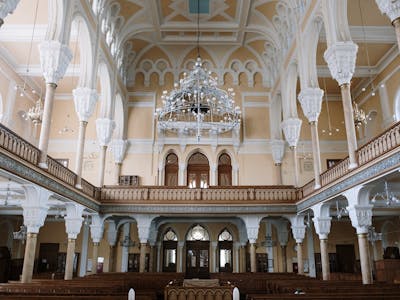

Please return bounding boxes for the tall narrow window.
[163,228,178,272]
[218,228,233,272]
[165,153,178,186]
[218,153,232,186]
[187,152,209,188]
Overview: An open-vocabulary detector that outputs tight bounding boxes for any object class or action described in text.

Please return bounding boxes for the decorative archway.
[165,153,178,186]
[185,224,210,278]
[218,153,232,186]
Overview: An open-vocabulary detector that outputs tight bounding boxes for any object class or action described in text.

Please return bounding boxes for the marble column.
[281,118,302,187]
[78,223,89,277]
[20,186,50,283]
[90,215,104,274]
[177,241,184,272]
[0,0,20,27]
[249,243,257,273]
[378,84,393,128]
[298,88,324,189]
[375,0,400,51]
[64,203,84,280]
[139,243,147,272]
[271,139,285,185]
[149,245,155,272]
[233,242,240,273]
[281,245,287,272]
[111,139,129,185]
[107,220,118,272]
[290,215,306,276]
[120,223,130,272]
[296,242,304,275]
[320,239,329,280]
[210,165,217,186]
[96,118,115,187]
[38,41,72,168]
[306,226,316,277]
[211,241,217,273]
[73,87,98,188]
[178,163,185,186]
[156,242,162,272]
[358,233,373,284]
[324,41,358,169]
[273,219,289,273]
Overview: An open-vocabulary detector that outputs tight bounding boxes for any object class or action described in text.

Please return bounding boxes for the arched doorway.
[165,153,178,186]
[162,228,178,272]
[187,152,209,188]
[218,153,232,186]
[186,224,210,278]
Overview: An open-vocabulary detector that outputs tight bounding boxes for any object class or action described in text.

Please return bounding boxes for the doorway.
[186,241,210,278]
[336,244,356,273]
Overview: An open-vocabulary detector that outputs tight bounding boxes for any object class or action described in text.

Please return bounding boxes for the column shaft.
[75,121,88,188]
[98,145,107,187]
[149,246,154,272]
[38,83,57,167]
[249,243,256,273]
[292,147,299,187]
[310,122,321,188]
[177,243,184,272]
[275,163,282,185]
[340,83,358,169]
[358,233,373,284]
[64,238,76,280]
[78,224,89,277]
[393,18,400,52]
[320,239,330,280]
[109,245,115,272]
[21,233,38,283]
[297,243,304,275]
[92,242,99,274]
[139,243,147,272]
[281,245,287,272]
[114,163,122,185]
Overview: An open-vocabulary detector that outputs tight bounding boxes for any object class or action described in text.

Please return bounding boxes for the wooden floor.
[0,272,399,299]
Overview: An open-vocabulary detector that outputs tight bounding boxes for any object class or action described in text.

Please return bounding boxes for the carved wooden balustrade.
[164,280,236,300]
[100,186,300,204]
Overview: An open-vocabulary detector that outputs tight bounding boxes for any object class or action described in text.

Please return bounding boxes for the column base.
[75,184,82,189]
[348,163,358,170]
[314,184,321,190]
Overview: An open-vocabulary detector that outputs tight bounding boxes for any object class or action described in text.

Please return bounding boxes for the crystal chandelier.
[353,102,367,129]
[154,1,241,142]
[25,98,43,125]
[371,181,400,206]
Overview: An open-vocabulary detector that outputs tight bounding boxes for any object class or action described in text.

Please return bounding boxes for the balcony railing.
[0,121,399,207]
[100,186,300,204]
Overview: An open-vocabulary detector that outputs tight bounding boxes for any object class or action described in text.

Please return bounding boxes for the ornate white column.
[178,162,185,186]
[96,118,115,186]
[281,118,302,187]
[347,204,374,284]
[136,214,157,272]
[111,139,128,185]
[64,203,84,280]
[210,241,217,272]
[324,41,358,169]
[156,241,162,272]
[265,222,274,272]
[274,220,289,272]
[38,41,73,168]
[20,186,50,283]
[290,215,306,275]
[298,88,324,188]
[313,216,331,280]
[177,241,184,272]
[0,0,20,27]
[376,0,400,51]
[78,222,89,277]
[120,223,130,272]
[73,87,98,188]
[90,214,104,274]
[271,139,285,185]
[107,220,118,272]
[378,84,393,128]
[241,215,262,273]
[210,164,217,186]
[232,164,239,185]
[233,242,240,273]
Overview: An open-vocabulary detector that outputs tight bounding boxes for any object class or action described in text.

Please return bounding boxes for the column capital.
[298,87,324,123]
[270,139,285,165]
[96,118,115,146]
[111,139,129,164]
[240,215,263,243]
[281,118,302,148]
[313,217,332,240]
[64,203,84,239]
[135,214,158,244]
[291,226,306,243]
[347,204,373,234]
[376,0,400,22]
[21,185,51,234]
[0,0,19,20]
[39,40,73,84]
[73,87,98,122]
[324,41,358,86]
[90,214,104,243]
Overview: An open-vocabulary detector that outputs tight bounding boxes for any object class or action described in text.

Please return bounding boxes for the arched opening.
[218,153,232,186]
[218,228,233,273]
[162,228,178,272]
[165,153,178,186]
[186,224,209,278]
[187,152,209,188]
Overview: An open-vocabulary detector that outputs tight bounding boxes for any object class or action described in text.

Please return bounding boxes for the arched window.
[165,153,178,186]
[187,152,209,188]
[218,228,233,272]
[163,228,178,272]
[218,153,232,186]
[186,225,210,278]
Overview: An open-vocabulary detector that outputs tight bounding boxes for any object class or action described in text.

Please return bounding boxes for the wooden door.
[186,241,209,278]
[336,244,356,273]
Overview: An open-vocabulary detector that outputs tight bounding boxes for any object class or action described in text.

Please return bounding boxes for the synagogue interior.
[0,0,400,299]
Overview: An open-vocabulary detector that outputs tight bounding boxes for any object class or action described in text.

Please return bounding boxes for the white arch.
[97,61,112,118]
